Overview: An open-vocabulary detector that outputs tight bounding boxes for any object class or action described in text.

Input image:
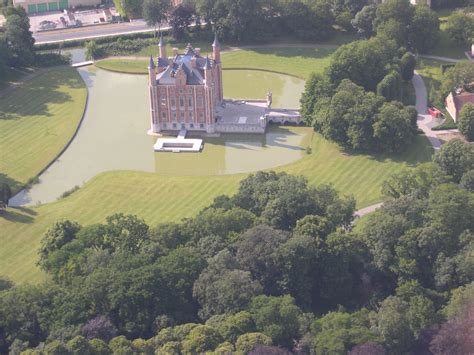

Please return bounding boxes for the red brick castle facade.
[148,35,224,134]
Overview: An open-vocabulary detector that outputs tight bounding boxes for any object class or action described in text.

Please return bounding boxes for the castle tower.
[212,34,224,102]
[158,34,166,59]
[212,33,220,63]
[148,55,159,133]
[148,55,156,86]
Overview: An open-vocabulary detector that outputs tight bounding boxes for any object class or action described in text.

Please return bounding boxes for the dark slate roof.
[155,45,208,86]
[212,33,220,48]
[148,55,155,69]
[157,56,169,67]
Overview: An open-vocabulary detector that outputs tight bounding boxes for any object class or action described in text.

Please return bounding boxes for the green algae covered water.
[223,69,305,108]
[10,67,309,206]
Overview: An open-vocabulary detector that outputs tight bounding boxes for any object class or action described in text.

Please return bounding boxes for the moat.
[9,67,308,206]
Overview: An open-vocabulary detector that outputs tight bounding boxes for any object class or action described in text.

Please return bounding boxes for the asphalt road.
[34,20,157,44]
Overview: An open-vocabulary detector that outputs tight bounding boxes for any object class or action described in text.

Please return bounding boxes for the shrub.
[458,103,474,141]
[34,53,71,67]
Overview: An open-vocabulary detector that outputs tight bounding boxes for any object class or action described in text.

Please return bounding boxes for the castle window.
[190,123,194,128]
[173,123,177,128]
[180,112,185,120]
[197,97,204,108]
[162,123,167,128]
[171,98,176,110]
[181,123,185,129]
[188,96,193,108]
[189,111,194,120]
[160,97,166,107]
[200,123,204,129]
[179,96,185,109]
[199,112,204,121]
[172,111,177,120]
[161,112,167,119]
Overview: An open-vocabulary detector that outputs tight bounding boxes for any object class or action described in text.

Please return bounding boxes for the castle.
[147,35,224,134]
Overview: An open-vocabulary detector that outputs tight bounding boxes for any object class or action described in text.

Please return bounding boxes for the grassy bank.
[0,67,88,193]
[0,130,432,284]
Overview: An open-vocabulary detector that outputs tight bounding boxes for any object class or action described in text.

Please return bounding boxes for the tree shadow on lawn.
[250,46,336,60]
[340,135,434,167]
[0,67,83,120]
[0,173,22,198]
[0,207,35,223]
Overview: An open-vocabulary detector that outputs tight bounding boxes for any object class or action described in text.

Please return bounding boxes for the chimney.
[172,48,179,57]
[195,48,201,56]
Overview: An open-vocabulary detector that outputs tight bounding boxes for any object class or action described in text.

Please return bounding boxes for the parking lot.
[28,7,118,32]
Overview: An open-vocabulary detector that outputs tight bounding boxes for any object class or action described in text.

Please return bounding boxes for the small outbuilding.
[446,90,474,122]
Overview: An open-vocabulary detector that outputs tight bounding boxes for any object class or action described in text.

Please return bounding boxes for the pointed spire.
[158,33,165,47]
[205,55,212,70]
[148,55,155,69]
[212,33,220,48]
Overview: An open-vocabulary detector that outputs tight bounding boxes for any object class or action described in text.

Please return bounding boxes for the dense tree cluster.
[1,140,473,354]
[351,0,440,53]
[301,39,418,153]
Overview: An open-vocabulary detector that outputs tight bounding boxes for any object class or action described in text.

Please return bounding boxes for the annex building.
[13,0,101,13]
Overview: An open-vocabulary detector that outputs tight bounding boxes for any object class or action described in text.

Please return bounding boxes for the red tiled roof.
[453,92,474,113]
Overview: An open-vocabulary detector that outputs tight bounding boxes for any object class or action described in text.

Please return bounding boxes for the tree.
[211,311,255,343]
[43,340,69,355]
[370,296,414,353]
[314,79,384,151]
[193,250,263,320]
[372,102,418,153]
[446,10,474,45]
[351,5,377,38]
[38,219,81,270]
[248,295,302,348]
[234,225,290,293]
[408,5,439,52]
[400,52,416,81]
[121,0,145,19]
[235,332,272,353]
[0,183,11,209]
[82,315,117,342]
[88,339,111,355]
[461,169,474,192]
[327,37,398,91]
[348,342,386,355]
[168,4,194,40]
[4,10,34,67]
[311,310,380,354]
[84,40,98,61]
[374,0,414,29]
[377,71,401,101]
[142,0,171,34]
[458,103,474,141]
[67,335,93,355]
[300,73,334,125]
[181,325,222,353]
[281,0,333,41]
[108,336,134,354]
[433,138,474,183]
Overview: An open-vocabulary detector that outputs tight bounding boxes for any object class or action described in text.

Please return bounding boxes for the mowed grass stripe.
[0,67,87,192]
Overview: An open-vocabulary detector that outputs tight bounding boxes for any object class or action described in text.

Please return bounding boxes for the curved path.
[354,68,446,218]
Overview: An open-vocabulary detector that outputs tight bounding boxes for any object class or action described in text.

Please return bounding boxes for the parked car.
[38,20,57,31]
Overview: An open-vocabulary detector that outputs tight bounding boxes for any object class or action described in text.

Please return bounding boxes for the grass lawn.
[0,130,433,284]
[0,67,88,193]
[95,46,336,79]
[0,45,432,284]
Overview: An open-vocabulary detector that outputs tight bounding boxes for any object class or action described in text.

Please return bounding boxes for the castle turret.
[148,55,156,86]
[158,34,166,59]
[212,33,220,63]
[204,56,212,83]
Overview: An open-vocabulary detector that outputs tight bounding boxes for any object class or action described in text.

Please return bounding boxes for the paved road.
[34,20,156,44]
[412,71,443,150]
